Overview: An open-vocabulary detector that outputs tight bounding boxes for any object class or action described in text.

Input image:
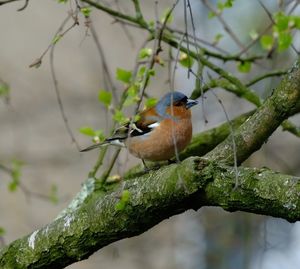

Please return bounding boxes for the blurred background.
[0,0,300,268]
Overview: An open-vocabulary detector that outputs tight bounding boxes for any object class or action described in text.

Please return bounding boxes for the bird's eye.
[173,101,182,106]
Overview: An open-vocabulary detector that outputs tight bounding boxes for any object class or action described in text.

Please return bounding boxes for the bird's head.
[156,91,198,117]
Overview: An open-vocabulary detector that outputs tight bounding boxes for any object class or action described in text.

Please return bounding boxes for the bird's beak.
[186,99,198,109]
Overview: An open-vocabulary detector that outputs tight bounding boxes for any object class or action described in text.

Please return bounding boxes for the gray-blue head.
[155,91,198,116]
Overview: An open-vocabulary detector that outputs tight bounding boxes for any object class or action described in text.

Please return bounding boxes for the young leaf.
[145,97,157,108]
[81,7,91,17]
[124,85,139,107]
[237,61,251,73]
[139,48,152,59]
[0,84,9,98]
[278,32,292,52]
[260,35,274,50]
[8,160,22,192]
[291,16,300,29]
[116,68,132,84]
[274,12,289,32]
[137,66,146,80]
[249,29,258,40]
[49,184,58,204]
[52,34,62,45]
[121,190,131,203]
[98,90,112,107]
[0,227,5,236]
[208,11,215,19]
[113,110,128,124]
[79,127,95,137]
[160,8,174,24]
[213,33,223,44]
[179,52,194,68]
[115,190,131,211]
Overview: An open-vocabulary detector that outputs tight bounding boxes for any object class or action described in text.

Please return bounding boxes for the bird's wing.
[80,108,161,152]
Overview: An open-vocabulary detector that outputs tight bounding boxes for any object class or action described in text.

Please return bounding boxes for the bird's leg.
[142,159,149,172]
[167,159,176,164]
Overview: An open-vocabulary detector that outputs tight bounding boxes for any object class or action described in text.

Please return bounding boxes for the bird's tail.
[80,137,126,152]
[80,141,109,152]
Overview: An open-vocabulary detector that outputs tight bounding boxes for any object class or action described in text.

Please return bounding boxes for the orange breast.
[126,109,192,161]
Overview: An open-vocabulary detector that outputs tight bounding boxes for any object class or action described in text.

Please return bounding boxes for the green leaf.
[52,34,62,45]
[49,184,58,204]
[137,66,146,79]
[217,1,224,11]
[0,84,9,98]
[79,127,95,137]
[124,85,139,107]
[278,32,292,52]
[260,35,274,50]
[274,12,289,32]
[213,33,223,44]
[116,68,132,84]
[139,48,152,59]
[92,129,105,143]
[208,11,215,18]
[217,0,234,12]
[148,68,155,76]
[121,190,131,203]
[115,190,131,211]
[81,7,91,17]
[145,97,157,108]
[115,201,125,211]
[160,8,174,24]
[291,16,300,29]
[237,61,251,73]
[98,90,112,107]
[179,52,194,69]
[249,29,258,40]
[0,227,5,237]
[224,0,234,8]
[57,0,68,3]
[113,110,128,124]
[8,160,22,192]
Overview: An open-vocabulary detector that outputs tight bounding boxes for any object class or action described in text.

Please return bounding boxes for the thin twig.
[246,69,287,87]
[17,0,28,11]
[50,44,81,151]
[201,0,245,50]
[90,21,119,103]
[114,0,135,47]
[210,89,239,189]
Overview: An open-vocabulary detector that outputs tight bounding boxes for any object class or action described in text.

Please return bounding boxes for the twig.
[0,163,13,174]
[89,22,119,103]
[210,89,239,189]
[17,0,28,11]
[50,43,81,151]
[258,0,299,55]
[100,148,121,180]
[201,0,245,50]
[82,0,148,29]
[246,70,287,87]
[0,0,22,6]
[114,0,135,47]
[167,26,229,54]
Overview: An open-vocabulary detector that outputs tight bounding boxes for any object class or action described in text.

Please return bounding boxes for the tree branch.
[1,157,300,268]
[205,58,300,164]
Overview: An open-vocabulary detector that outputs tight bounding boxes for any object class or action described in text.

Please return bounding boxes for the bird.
[81,91,198,165]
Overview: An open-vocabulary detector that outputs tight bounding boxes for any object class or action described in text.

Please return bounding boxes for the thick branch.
[205,59,300,164]
[1,158,300,268]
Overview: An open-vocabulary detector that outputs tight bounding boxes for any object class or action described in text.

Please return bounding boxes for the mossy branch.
[2,157,300,268]
[205,59,300,164]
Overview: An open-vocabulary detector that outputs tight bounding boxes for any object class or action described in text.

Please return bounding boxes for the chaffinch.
[81,91,198,163]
